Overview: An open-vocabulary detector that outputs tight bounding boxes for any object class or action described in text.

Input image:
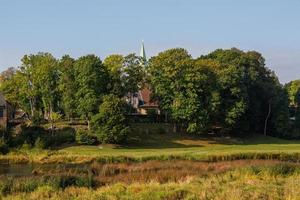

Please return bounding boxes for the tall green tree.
[74,55,110,128]
[122,53,146,94]
[202,48,289,135]
[103,54,124,97]
[91,94,130,143]
[149,48,218,133]
[285,79,300,132]
[58,55,77,120]
[148,48,191,116]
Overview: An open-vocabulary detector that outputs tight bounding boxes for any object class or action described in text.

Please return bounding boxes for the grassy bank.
[1,132,300,164]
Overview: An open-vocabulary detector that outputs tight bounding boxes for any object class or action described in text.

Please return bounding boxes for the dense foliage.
[0,48,299,145]
[285,80,300,136]
[148,48,294,136]
[91,95,130,143]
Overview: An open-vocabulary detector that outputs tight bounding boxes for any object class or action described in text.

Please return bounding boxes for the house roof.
[138,87,158,107]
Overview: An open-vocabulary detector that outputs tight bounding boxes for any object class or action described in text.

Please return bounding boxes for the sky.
[0,0,300,83]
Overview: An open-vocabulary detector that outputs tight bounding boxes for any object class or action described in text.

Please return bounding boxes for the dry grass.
[2,164,300,200]
[90,159,288,185]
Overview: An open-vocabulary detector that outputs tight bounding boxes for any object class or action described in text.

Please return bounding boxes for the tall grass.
[2,151,300,165]
[2,163,300,200]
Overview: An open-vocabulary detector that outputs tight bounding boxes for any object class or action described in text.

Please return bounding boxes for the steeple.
[140,40,146,61]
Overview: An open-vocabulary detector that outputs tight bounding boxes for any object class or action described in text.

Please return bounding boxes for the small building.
[125,42,160,115]
[0,93,13,129]
[136,87,159,115]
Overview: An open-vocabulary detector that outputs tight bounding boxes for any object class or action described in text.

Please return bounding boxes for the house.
[125,42,160,115]
[136,87,159,115]
[0,93,13,129]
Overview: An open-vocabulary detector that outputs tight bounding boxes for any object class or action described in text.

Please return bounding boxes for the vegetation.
[1,128,300,165]
[0,47,299,199]
[0,48,299,142]
[91,95,130,143]
[1,161,300,199]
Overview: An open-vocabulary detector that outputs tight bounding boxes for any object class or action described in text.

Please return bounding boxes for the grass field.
[2,124,300,164]
[1,124,300,199]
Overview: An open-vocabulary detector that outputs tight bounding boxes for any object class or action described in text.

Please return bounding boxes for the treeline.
[0,48,299,140]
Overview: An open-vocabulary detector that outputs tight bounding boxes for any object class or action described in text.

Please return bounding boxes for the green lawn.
[2,124,300,164]
[60,134,300,157]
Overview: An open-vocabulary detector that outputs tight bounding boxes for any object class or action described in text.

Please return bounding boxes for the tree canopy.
[0,48,297,139]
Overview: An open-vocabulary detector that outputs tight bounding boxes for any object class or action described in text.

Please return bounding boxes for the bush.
[147,109,158,122]
[76,129,98,145]
[0,178,13,195]
[19,125,47,146]
[40,127,75,148]
[11,125,76,149]
[0,139,9,154]
[42,175,94,189]
[34,137,46,149]
[267,163,296,176]
[91,95,130,144]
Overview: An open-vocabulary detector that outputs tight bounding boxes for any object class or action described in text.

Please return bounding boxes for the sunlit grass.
[1,133,300,164]
[2,163,300,200]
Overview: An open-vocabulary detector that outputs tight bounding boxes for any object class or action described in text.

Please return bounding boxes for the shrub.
[34,137,46,149]
[0,178,13,196]
[20,125,47,146]
[11,125,76,149]
[76,129,98,145]
[41,127,75,148]
[91,95,130,143]
[43,175,94,189]
[267,163,296,176]
[147,109,158,123]
[0,139,9,154]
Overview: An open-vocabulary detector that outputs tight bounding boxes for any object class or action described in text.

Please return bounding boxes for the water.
[0,163,88,176]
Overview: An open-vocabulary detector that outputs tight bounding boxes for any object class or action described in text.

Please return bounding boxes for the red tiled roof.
[139,87,158,107]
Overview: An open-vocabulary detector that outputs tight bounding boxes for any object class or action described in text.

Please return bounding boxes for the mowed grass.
[2,123,300,164]
[60,135,300,158]
[60,123,300,158]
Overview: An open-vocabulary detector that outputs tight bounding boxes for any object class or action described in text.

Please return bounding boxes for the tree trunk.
[29,98,34,118]
[49,105,54,135]
[264,101,271,136]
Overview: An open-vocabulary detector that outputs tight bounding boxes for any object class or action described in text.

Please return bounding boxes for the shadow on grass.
[122,131,300,149]
[241,134,300,145]
[121,132,241,149]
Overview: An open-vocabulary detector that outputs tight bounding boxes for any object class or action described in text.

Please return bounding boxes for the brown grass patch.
[90,159,287,185]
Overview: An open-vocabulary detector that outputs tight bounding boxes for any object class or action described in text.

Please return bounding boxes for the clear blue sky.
[1,0,300,83]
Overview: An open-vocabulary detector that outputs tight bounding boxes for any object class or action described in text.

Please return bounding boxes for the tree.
[201,48,289,136]
[176,59,218,133]
[22,53,59,120]
[148,48,191,112]
[149,48,218,133]
[74,55,110,129]
[103,54,124,97]
[122,53,146,94]
[58,55,77,120]
[91,95,130,143]
[285,79,300,132]
[286,80,300,107]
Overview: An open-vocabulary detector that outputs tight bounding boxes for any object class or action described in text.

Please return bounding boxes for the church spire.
[140,40,146,61]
